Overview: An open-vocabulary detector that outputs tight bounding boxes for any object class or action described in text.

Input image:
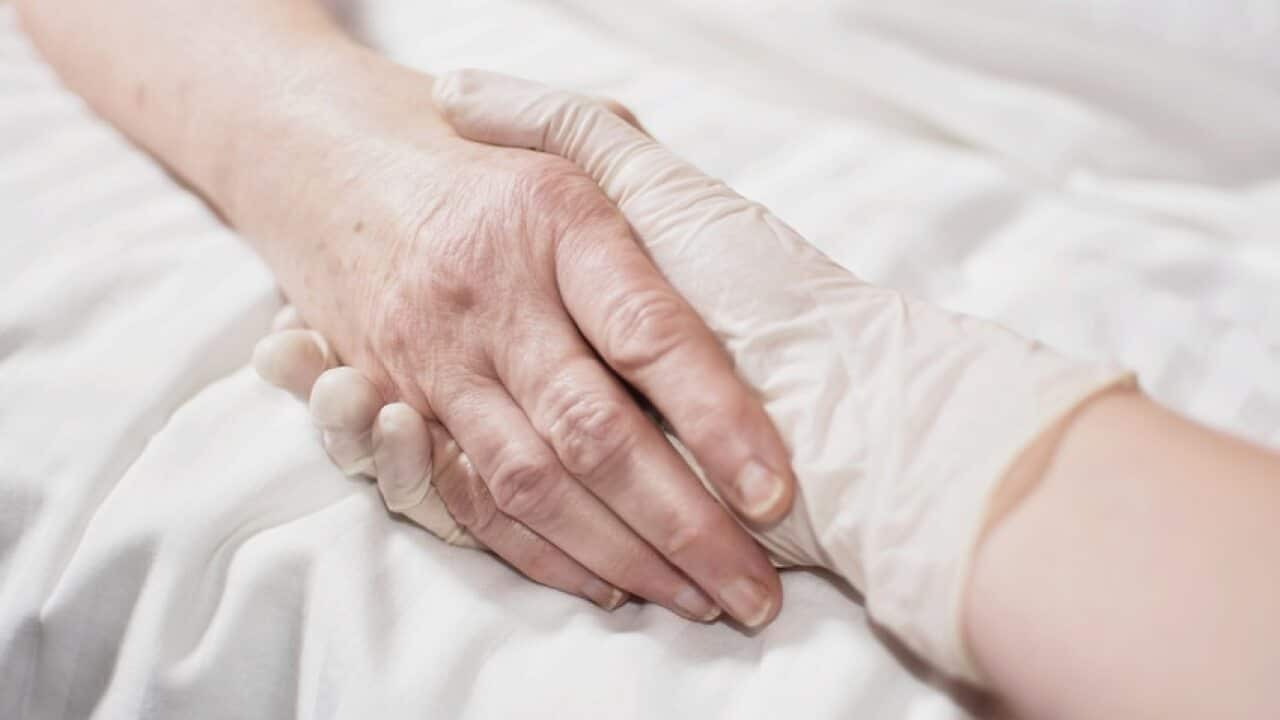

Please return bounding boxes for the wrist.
[208,42,454,231]
[217,52,470,369]
[213,49,462,322]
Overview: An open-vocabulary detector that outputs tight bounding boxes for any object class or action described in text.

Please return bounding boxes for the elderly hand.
[244,68,798,627]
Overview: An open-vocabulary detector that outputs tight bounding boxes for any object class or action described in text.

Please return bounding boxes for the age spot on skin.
[353,220,364,233]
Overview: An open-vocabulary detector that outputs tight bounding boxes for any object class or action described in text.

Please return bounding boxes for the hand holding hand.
[250,75,797,626]
[257,70,1130,684]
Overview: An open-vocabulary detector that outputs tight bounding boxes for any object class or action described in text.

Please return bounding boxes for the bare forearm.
[23,1,323,203]
[16,0,449,237]
[17,0,458,347]
[967,391,1280,718]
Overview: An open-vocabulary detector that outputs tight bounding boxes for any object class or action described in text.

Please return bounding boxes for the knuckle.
[662,509,716,560]
[680,391,750,449]
[416,227,483,314]
[487,453,563,525]
[545,384,634,478]
[603,289,692,373]
[426,259,480,313]
[402,181,492,316]
[424,370,487,420]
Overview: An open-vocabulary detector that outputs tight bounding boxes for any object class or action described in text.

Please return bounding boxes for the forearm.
[18,0,454,345]
[967,390,1280,718]
[23,1,339,203]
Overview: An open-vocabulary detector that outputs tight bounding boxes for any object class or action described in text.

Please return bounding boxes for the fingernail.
[719,577,773,628]
[737,459,786,519]
[585,579,627,611]
[673,585,720,622]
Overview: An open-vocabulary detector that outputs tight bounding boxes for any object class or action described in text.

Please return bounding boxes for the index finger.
[435,71,798,525]
[556,219,796,525]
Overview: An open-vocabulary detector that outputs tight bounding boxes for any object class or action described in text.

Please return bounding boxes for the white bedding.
[2,2,1278,718]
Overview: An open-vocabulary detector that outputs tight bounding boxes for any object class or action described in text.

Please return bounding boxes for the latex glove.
[253,306,483,550]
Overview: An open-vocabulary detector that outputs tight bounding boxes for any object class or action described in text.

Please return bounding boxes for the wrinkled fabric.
[3,1,1279,718]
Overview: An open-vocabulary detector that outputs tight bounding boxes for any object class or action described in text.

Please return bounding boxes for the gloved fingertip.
[310,366,382,431]
[373,403,434,511]
[322,429,375,478]
[252,329,331,401]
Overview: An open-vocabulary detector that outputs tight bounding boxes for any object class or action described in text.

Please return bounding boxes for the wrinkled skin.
[266,109,791,626]
[18,0,792,627]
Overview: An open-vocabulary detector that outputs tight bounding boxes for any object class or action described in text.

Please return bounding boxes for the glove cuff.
[841,295,1136,684]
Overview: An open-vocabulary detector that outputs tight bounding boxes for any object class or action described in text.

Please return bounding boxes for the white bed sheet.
[2,2,1278,718]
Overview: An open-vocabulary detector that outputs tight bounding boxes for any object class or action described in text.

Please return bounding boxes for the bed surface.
[2,2,1278,718]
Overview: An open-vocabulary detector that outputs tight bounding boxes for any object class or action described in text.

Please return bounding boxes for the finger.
[561,218,795,525]
[435,70,797,524]
[482,510,629,611]
[431,375,720,621]
[373,402,435,511]
[494,312,780,627]
[397,484,484,549]
[253,328,335,401]
[310,366,381,476]
[312,367,383,429]
[372,403,480,550]
[423,408,626,607]
[373,404,622,608]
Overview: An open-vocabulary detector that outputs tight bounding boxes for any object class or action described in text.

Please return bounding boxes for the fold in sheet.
[1,2,1277,718]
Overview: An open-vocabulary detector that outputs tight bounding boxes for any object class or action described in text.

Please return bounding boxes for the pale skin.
[18,0,798,628]
[18,1,1280,718]
[973,392,1280,718]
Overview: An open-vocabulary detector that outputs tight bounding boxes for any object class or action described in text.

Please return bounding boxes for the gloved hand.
[253,305,483,551]
[255,70,1132,683]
